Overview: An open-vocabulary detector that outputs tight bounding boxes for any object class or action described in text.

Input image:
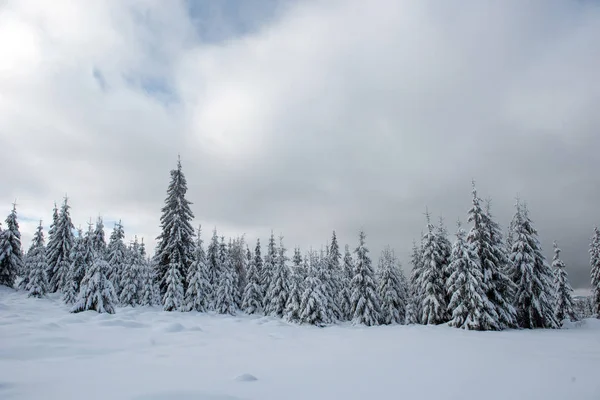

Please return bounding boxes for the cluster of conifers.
[1,160,599,330]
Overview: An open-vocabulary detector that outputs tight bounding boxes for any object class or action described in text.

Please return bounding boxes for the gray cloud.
[0,0,599,289]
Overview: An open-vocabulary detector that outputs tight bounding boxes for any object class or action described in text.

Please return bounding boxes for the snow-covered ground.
[1,287,599,400]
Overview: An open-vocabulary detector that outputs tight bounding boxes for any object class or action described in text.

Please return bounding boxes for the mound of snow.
[234,373,258,382]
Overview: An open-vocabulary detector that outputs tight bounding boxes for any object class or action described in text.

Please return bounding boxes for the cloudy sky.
[1,0,599,290]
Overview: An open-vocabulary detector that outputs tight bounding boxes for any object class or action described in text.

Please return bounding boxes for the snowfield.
[1,287,599,400]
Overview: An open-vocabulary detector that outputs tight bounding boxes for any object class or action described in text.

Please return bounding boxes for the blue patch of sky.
[186,0,295,44]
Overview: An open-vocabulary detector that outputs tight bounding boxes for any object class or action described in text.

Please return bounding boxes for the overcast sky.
[1,0,599,291]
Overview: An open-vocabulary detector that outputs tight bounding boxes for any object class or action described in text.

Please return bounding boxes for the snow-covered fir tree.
[242,245,262,314]
[45,203,59,288]
[214,242,237,315]
[71,256,117,314]
[483,199,518,329]
[184,227,211,312]
[120,237,143,307]
[326,231,343,319]
[377,246,406,324]
[350,230,381,326]
[0,204,23,288]
[48,198,75,293]
[336,245,353,321]
[284,248,304,323]
[106,221,127,296]
[93,216,107,258]
[299,251,329,326]
[418,214,447,325]
[230,236,247,307]
[510,203,558,329]
[552,241,577,325]
[436,217,452,309]
[63,228,87,304]
[262,232,277,310]
[206,229,220,294]
[407,239,424,324]
[590,227,600,317]
[162,256,185,312]
[265,236,290,318]
[155,158,196,296]
[25,221,48,298]
[140,257,160,307]
[447,222,498,330]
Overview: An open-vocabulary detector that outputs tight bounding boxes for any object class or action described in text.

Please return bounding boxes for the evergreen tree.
[418,214,447,325]
[155,158,196,296]
[377,246,406,324]
[25,221,49,298]
[0,204,24,288]
[92,216,107,258]
[253,239,264,304]
[71,257,117,314]
[48,198,75,293]
[140,257,160,307]
[262,232,277,310]
[327,231,343,319]
[83,221,96,269]
[45,203,59,288]
[510,203,558,329]
[299,251,328,326]
[590,227,600,317]
[64,228,86,304]
[265,236,290,318]
[120,237,142,307]
[350,230,381,326]
[484,199,518,329]
[447,222,498,330]
[407,239,424,324]
[284,250,304,323]
[184,227,211,312]
[336,245,353,321]
[206,228,220,292]
[214,244,237,315]
[162,256,184,312]
[242,246,262,314]
[230,236,247,307]
[106,221,127,296]
[436,217,452,309]
[552,241,577,325]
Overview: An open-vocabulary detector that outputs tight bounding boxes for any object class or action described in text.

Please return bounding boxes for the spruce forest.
[0,159,598,330]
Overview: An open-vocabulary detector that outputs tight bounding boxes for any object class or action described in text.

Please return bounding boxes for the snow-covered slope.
[0,287,599,400]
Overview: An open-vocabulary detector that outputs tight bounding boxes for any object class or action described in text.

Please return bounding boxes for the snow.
[1,287,599,400]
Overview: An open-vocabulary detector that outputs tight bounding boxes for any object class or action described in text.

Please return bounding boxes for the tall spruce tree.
[214,242,237,315]
[337,245,354,321]
[436,217,452,310]
[408,239,424,324]
[327,231,343,319]
[447,222,498,330]
[0,204,24,288]
[265,236,291,318]
[63,229,86,304]
[242,246,262,314]
[120,237,143,307]
[418,214,447,325]
[230,236,247,307]
[206,229,220,293]
[45,203,59,288]
[510,203,558,329]
[377,246,406,325]
[466,185,516,329]
[284,248,304,323]
[93,216,107,258]
[590,227,600,317]
[184,227,211,312]
[350,230,381,326]
[25,221,49,298]
[71,256,117,314]
[155,158,196,297]
[262,232,277,310]
[552,241,577,325]
[48,198,75,293]
[299,251,328,326]
[163,255,185,312]
[106,221,127,296]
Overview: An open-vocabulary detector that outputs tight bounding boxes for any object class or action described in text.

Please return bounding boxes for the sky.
[0,0,599,291]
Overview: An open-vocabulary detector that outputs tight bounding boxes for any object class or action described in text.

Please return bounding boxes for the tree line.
[0,159,599,330]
